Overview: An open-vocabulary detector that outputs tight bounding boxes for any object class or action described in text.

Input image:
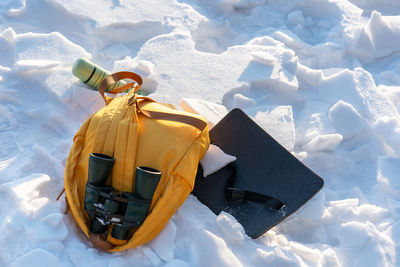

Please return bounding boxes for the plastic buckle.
[95,207,111,225]
[226,188,246,202]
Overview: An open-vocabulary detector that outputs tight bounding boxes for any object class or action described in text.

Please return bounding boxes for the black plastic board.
[192,108,324,238]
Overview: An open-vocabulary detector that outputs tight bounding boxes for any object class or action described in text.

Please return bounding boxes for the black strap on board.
[223,164,285,210]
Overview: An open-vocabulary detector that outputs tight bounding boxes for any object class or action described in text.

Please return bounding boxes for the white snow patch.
[376,156,400,201]
[328,100,369,140]
[302,134,343,152]
[0,0,400,266]
[15,32,90,66]
[148,220,177,262]
[200,145,236,177]
[13,248,61,267]
[350,11,400,63]
[2,173,50,201]
[252,105,295,151]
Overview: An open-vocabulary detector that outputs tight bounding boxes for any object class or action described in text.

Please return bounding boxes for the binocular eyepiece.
[83,153,161,242]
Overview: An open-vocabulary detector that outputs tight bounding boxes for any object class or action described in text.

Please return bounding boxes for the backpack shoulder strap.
[99,72,208,131]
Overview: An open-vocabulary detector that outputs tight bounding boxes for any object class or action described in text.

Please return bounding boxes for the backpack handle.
[98,71,143,98]
[99,71,208,131]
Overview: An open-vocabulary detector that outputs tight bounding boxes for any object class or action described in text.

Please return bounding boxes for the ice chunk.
[302,134,343,152]
[191,20,235,54]
[248,36,282,47]
[191,229,243,267]
[148,221,177,262]
[318,248,340,267]
[200,145,236,177]
[216,212,246,244]
[358,204,389,222]
[377,156,400,200]
[133,60,155,77]
[36,213,68,242]
[240,58,275,83]
[295,104,335,147]
[326,198,359,221]
[1,27,17,45]
[297,63,323,89]
[14,59,60,73]
[379,85,400,113]
[328,100,369,140]
[42,69,75,102]
[2,173,50,201]
[132,31,254,105]
[337,221,394,266]
[351,11,400,63]
[240,49,299,94]
[232,93,256,109]
[251,105,295,151]
[180,98,228,128]
[319,69,363,112]
[373,116,400,154]
[338,221,372,246]
[15,32,90,66]
[13,248,60,267]
[289,242,320,263]
[355,68,399,122]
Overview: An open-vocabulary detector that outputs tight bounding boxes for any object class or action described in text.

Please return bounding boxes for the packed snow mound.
[0,0,400,266]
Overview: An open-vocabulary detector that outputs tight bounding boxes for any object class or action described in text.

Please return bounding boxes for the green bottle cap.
[72,58,127,91]
[72,58,94,82]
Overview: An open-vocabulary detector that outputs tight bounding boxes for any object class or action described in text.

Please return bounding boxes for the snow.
[0,0,399,266]
[200,145,237,177]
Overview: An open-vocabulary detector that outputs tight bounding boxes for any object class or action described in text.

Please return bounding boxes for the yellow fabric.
[64,91,209,252]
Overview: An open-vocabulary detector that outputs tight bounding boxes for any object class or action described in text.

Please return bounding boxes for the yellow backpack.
[63,71,210,252]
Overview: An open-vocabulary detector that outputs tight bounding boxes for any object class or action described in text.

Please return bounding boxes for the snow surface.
[0,0,400,266]
[200,144,237,177]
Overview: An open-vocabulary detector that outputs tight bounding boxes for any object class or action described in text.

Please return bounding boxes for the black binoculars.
[83,153,161,241]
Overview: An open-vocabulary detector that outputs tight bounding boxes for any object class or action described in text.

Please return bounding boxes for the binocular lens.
[85,153,116,234]
[135,166,162,200]
[90,218,107,234]
[84,184,102,220]
[88,153,115,185]
[111,167,162,241]
[111,195,151,240]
